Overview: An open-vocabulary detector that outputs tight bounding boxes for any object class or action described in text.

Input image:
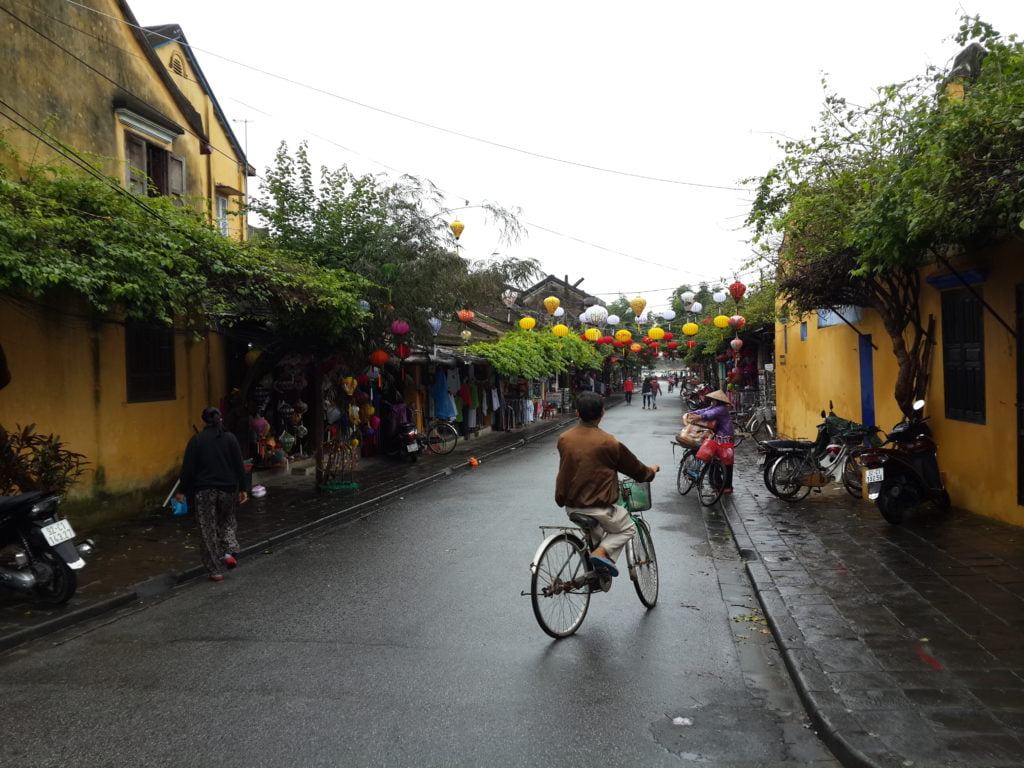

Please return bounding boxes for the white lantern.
[713,291,727,304]
[607,314,620,326]
[690,301,703,313]
[588,305,608,324]
[553,306,565,317]
[427,317,443,336]
[662,309,676,321]
[680,291,695,304]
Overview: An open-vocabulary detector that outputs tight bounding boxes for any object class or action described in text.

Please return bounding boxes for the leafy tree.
[466,330,606,378]
[745,16,1024,414]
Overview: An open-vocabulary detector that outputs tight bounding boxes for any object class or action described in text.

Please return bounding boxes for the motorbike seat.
[761,439,815,450]
[0,490,49,514]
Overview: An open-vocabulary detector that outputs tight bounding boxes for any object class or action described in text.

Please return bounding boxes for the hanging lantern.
[457,309,475,323]
[629,296,647,316]
[584,328,601,342]
[427,317,443,336]
[649,342,659,350]
[662,309,676,322]
[642,336,652,345]
[679,291,695,304]
[519,317,537,331]
[729,281,747,303]
[728,315,746,329]
[460,329,472,342]
[690,301,703,314]
[687,340,697,349]
[615,329,632,343]
[607,314,620,326]
[396,343,411,359]
[244,348,263,367]
[553,306,565,317]
[358,299,371,312]
[663,332,674,341]
[578,333,587,341]
[551,324,570,337]
[702,317,712,325]
[588,305,608,324]
[731,338,744,351]
[450,220,465,240]
[613,340,624,348]
[649,327,665,341]
[629,343,643,353]
[667,341,678,350]
[543,296,561,315]
[682,322,699,336]
[713,314,730,329]
[369,350,389,367]
[609,356,618,363]
[390,320,410,335]
[712,290,727,304]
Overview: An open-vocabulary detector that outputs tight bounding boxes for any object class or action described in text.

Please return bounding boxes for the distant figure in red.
[622,376,635,405]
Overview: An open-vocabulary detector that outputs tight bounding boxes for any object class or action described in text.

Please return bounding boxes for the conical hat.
[706,389,731,404]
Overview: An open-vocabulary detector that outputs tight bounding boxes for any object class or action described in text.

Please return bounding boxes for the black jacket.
[180,426,246,496]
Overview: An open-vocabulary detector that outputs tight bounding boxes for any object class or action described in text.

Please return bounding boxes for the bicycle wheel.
[697,459,725,507]
[676,450,701,496]
[769,453,812,501]
[627,518,658,607]
[751,417,775,443]
[426,421,458,455]
[842,452,863,498]
[531,534,591,639]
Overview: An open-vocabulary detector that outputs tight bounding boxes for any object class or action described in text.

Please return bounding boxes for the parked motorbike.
[380,402,423,463]
[859,400,949,525]
[0,491,94,604]
[681,382,711,410]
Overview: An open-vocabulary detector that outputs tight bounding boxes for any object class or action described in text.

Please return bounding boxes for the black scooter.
[859,400,949,524]
[0,491,94,604]
[380,402,423,463]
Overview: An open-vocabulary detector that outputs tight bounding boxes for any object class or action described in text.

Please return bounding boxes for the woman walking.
[641,376,653,409]
[175,407,249,581]
[650,376,662,409]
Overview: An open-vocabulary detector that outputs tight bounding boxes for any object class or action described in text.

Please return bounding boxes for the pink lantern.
[730,338,744,351]
[390,320,410,335]
[728,315,746,329]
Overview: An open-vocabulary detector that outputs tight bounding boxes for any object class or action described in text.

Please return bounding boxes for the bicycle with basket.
[526,477,659,639]
[672,419,741,507]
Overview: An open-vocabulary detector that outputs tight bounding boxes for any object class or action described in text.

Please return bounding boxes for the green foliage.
[466,330,606,378]
[250,142,539,346]
[670,280,776,363]
[0,423,88,494]
[0,153,368,342]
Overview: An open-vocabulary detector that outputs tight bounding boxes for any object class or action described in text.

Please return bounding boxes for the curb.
[0,412,582,654]
[720,495,883,768]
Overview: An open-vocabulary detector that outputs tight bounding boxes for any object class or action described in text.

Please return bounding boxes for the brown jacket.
[555,423,655,508]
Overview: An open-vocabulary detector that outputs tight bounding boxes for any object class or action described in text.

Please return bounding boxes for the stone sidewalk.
[0,408,581,652]
[722,453,1024,767]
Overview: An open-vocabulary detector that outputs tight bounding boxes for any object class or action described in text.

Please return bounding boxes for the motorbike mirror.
[829,400,834,411]
[820,410,826,418]
[912,399,925,411]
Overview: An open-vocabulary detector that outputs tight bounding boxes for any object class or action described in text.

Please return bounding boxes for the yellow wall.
[775,240,1024,526]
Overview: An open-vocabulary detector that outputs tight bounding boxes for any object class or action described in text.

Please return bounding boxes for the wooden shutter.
[125,133,147,195]
[942,289,985,423]
[168,154,185,198]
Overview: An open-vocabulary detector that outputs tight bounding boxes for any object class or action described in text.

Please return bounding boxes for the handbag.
[696,436,719,462]
[676,419,715,449]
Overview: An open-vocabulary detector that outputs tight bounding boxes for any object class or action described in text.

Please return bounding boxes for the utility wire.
[64,0,746,191]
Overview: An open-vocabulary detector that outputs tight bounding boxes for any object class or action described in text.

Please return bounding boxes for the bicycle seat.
[568,512,601,532]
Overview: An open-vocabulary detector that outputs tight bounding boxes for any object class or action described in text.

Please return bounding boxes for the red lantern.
[369,350,389,366]
[642,336,651,345]
[357,373,370,385]
[687,340,697,348]
[663,332,674,341]
[667,341,678,349]
[609,356,617,363]
[613,340,624,348]
[457,309,475,323]
[396,343,411,359]
[702,317,712,325]
[649,342,659,350]
[729,281,747,303]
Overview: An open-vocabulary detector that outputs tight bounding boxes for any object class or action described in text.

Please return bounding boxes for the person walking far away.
[685,389,735,494]
[555,392,659,577]
[622,376,635,406]
[175,407,249,581]
[650,376,661,409]
[641,376,653,409]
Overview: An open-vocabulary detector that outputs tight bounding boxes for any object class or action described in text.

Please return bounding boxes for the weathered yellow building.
[0,0,251,500]
[775,239,1024,527]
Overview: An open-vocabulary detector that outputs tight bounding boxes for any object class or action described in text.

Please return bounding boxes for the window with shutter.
[942,288,985,423]
[168,155,185,197]
[125,324,176,402]
[125,133,148,195]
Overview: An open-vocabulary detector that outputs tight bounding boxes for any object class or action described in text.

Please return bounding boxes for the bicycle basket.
[618,479,652,512]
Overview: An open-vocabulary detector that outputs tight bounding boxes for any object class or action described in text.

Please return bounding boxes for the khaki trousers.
[565,504,636,564]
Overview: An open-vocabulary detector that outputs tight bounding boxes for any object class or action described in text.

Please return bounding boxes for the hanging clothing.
[432,372,457,420]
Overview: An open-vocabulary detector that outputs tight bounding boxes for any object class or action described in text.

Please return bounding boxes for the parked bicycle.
[674,435,745,507]
[527,478,658,638]
[416,412,459,456]
[766,424,873,501]
[741,402,776,443]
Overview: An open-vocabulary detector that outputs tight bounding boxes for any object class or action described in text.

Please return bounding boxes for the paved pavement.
[3,392,1024,767]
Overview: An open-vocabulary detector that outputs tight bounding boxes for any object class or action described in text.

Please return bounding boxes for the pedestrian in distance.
[650,376,661,409]
[622,376,635,405]
[641,376,653,409]
[685,389,735,494]
[555,392,659,577]
[175,407,249,581]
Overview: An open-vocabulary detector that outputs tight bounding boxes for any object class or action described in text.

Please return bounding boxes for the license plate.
[41,519,75,546]
[757,454,766,467]
[406,442,420,453]
[864,467,883,483]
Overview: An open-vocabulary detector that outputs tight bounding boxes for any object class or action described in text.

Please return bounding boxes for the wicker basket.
[618,479,652,512]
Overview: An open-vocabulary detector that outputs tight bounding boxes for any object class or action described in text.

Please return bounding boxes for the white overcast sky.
[127,0,1024,314]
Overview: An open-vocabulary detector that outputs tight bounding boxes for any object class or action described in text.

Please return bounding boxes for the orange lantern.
[369,350,389,366]
[458,309,475,323]
[630,343,643,353]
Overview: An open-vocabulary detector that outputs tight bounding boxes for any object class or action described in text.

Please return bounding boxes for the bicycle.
[675,434,745,507]
[742,403,776,443]
[423,417,459,455]
[673,443,703,497]
[527,478,658,638]
[767,431,868,501]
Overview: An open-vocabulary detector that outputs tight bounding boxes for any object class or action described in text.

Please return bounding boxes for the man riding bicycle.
[555,392,659,577]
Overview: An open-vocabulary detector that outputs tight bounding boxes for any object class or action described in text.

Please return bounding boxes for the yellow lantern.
[460,329,472,342]
[450,220,464,240]
[584,328,600,342]
[648,327,665,341]
[543,296,561,315]
[713,314,730,329]
[614,329,632,343]
[519,317,536,331]
[629,296,647,317]
[551,324,569,337]
[682,322,699,336]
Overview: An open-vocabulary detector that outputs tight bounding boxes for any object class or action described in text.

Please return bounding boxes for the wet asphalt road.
[0,397,839,767]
